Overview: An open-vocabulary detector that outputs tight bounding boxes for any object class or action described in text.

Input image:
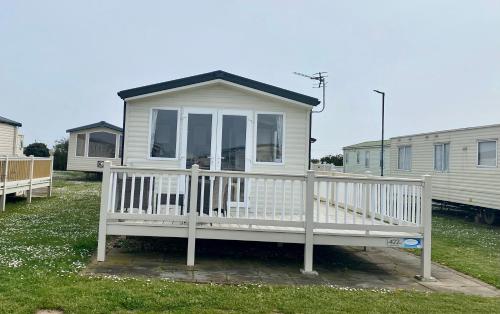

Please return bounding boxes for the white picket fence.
[97,162,432,278]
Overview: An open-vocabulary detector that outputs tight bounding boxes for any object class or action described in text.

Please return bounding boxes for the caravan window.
[434,143,450,171]
[256,113,283,163]
[150,109,178,158]
[398,145,412,170]
[76,133,86,157]
[477,140,497,167]
[88,132,116,158]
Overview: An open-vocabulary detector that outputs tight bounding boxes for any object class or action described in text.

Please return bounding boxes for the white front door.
[181,108,252,172]
[180,109,252,208]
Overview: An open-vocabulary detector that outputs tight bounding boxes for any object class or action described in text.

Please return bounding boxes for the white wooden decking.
[97,162,433,279]
[1,156,53,210]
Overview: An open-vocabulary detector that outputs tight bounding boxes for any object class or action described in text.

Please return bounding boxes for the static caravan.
[389,124,500,224]
[0,115,24,156]
[95,71,435,279]
[66,121,123,172]
[343,140,390,176]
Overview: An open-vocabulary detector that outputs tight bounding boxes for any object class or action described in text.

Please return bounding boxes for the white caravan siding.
[390,125,500,210]
[67,127,122,172]
[0,123,16,156]
[123,83,311,175]
[343,146,390,175]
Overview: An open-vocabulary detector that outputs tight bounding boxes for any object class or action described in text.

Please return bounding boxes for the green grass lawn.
[430,210,500,288]
[0,172,499,313]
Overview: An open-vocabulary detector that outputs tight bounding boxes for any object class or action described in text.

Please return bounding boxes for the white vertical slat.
[120,173,126,214]
[166,176,171,215]
[281,180,286,221]
[272,179,277,220]
[411,185,416,224]
[200,175,205,216]
[138,176,144,213]
[130,174,136,213]
[361,183,366,225]
[264,179,268,219]
[334,182,339,223]
[236,177,241,218]
[147,175,153,214]
[227,177,232,218]
[183,176,189,216]
[175,177,180,215]
[344,182,348,224]
[416,186,421,225]
[245,178,250,218]
[352,182,357,224]
[315,181,320,222]
[156,175,163,214]
[301,180,305,221]
[110,172,117,213]
[209,176,214,217]
[325,181,331,223]
[218,176,223,217]
[254,179,259,219]
[107,172,115,212]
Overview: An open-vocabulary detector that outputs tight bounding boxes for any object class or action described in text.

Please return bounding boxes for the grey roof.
[66,121,123,133]
[0,115,22,127]
[343,140,389,150]
[117,70,320,106]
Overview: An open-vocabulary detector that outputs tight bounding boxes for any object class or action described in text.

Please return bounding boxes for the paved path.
[85,238,500,297]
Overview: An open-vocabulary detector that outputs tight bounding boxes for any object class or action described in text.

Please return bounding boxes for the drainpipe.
[121,100,126,166]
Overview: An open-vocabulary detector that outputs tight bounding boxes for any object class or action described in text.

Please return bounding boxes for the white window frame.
[148,107,181,161]
[477,139,497,168]
[397,145,412,171]
[75,133,86,157]
[433,142,450,172]
[253,111,286,166]
[364,151,370,168]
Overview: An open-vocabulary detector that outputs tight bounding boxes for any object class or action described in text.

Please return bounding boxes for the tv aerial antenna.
[293,71,327,113]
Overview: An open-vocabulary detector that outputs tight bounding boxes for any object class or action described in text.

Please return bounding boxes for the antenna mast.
[293,71,327,113]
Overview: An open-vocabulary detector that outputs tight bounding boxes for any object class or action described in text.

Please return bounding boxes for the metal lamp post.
[373,90,385,176]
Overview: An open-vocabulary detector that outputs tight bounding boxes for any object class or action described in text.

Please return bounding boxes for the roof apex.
[118,70,320,106]
[66,121,123,133]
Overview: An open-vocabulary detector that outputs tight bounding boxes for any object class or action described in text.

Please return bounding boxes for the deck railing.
[98,162,432,278]
[0,156,53,210]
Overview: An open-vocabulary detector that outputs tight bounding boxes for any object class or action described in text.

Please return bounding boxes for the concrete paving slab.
[83,237,500,297]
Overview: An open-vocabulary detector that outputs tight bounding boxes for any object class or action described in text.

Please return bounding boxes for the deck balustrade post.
[418,175,434,281]
[48,156,54,197]
[301,170,318,275]
[97,161,112,262]
[27,155,34,203]
[1,156,8,211]
[187,164,199,267]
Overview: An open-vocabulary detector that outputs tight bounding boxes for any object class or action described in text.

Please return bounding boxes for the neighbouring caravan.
[344,124,500,224]
[343,140,390,176]
[390,124,500,224]
[0,115,24,156]
[66,121,123,172]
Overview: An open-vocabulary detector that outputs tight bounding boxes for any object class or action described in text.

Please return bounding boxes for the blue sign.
[401,238,422,249]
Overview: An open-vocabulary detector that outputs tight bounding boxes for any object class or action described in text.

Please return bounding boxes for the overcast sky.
[1,1,499,157]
